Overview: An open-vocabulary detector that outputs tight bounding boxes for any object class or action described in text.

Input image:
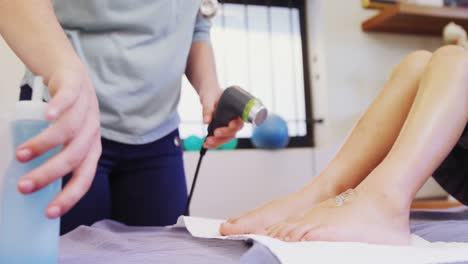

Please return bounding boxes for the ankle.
[302,175,342,201]
[356,180,412,215]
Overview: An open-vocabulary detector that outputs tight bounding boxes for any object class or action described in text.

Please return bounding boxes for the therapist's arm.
[0,0,101,218]
[185,14,243,148]
[185,41,243,148]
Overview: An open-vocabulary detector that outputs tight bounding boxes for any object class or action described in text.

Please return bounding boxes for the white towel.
[176,216,468,264]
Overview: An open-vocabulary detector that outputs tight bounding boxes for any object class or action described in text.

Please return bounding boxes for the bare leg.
[220,51,433,235]
[267,46,468,245]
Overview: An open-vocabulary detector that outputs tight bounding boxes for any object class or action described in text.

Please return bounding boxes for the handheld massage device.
[184,86,268,215]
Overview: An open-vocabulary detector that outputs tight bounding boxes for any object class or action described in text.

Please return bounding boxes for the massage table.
[59,207,468,264]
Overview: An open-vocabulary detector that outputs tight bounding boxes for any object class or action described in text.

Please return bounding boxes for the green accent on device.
[242,99,260,122]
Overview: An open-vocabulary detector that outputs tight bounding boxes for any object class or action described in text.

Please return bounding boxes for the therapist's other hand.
[16,64,102,219]
[200,88,243,149]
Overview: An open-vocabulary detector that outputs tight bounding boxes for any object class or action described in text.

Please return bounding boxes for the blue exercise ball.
[251,113,289,149]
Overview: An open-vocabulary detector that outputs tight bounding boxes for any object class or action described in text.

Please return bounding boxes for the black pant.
[60,130,187,234]
[433,126,468,205]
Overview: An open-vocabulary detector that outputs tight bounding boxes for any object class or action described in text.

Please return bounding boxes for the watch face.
[200,0,218,18]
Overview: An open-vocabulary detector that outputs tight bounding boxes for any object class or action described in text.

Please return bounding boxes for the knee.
[421,45,468,95]
[406,50,434,61]
[400,50,433,73]
[427,45,468,73]
[432,45,466,59]
[390,50,432,81]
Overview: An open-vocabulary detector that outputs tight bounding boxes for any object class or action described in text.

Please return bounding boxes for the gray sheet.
[411,207,468,243]
[60,208,468,264]
[59,220,279,264]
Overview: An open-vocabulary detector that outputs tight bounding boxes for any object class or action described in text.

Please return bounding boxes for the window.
[178,0,313,148]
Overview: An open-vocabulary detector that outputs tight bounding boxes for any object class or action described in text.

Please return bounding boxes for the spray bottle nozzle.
[15,76,48,121]
[32,77,45,102]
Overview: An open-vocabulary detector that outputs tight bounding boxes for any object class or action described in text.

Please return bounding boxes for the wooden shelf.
[411,199,463,210]
[362,3,468,36]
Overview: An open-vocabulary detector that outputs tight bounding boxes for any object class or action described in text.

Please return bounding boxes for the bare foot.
[220,181,336,236]
[266,187,411,245]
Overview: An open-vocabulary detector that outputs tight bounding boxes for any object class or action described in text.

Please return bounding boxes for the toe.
[266,223,281,238]
[301,226,330,241]
[220,221,249,236]
[288,224,316,242]
[220,212,258,235]
[268,223,289,239]
[226,217,239,224]
[277,223,298,241]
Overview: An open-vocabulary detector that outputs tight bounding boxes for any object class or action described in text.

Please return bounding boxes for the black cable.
[184,147,208,216]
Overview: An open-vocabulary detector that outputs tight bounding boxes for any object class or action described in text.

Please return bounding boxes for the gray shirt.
[53,0,211,144]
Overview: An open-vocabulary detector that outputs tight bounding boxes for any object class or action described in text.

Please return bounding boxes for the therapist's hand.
[16,64,102,219]
[200,88,243,149]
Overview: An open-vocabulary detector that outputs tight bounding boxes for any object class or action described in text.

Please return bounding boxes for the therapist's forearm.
[185,41,221,94]
[0,0,83,82]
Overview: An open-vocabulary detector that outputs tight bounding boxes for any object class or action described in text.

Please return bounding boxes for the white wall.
[185,149,315,218]
[0,38,24,110]
[0,0,447,221]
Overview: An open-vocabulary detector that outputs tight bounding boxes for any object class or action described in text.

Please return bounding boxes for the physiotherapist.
[0,0,243,234]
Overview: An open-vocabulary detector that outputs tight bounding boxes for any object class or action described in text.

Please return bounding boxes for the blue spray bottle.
[0,77,62,264]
